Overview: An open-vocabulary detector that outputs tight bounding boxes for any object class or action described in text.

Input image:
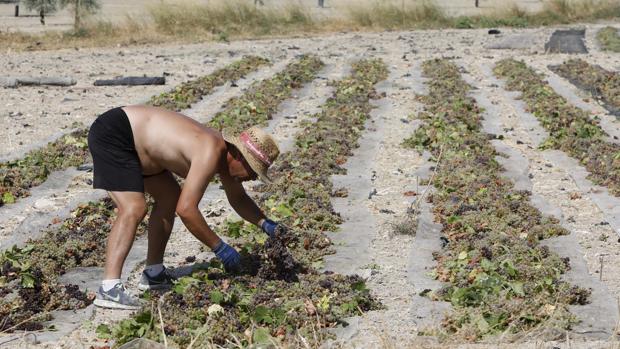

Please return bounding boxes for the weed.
[495,59,620,197]
[390,214,418,236]
[597,26,620,52]
[147,55,269,111]
[0,199,152,332]
[404,58,589,340]
[0,129,91,207]
[209,55,324,133]
[549,59,620,115]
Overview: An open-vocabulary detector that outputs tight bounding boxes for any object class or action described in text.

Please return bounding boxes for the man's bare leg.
[144,171,181,265]
[104,191,147,279]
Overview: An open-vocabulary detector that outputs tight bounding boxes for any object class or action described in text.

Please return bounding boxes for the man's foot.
[93,283,141,310]
[137,268,175,291]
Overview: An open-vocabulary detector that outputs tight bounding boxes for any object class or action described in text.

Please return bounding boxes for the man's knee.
[152,201,177,221]
[118,201,147,223]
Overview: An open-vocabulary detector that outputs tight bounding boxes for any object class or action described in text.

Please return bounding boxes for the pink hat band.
[240,132,272,166]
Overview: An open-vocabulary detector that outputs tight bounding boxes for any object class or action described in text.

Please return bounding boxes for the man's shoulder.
[190,130,227,162]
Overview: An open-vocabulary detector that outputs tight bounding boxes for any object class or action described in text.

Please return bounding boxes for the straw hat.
[222,127,280,184]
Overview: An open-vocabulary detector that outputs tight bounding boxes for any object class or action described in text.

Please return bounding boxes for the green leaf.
[272,307,286,325]
[210,290,225,304]
[21,273,35,288]
[2,192,15,204]
[252,327,274,345]
[172,276,200,294]
[252,306,273,324]
[339,300,358,314]
[134,311,153,325]
[351,280,367,292]
[447,215,460,224]
[501,259,518,277]
[274,203,293,218]
[509,282,525,297]
[21,244,35,254]
[311,260,324,270]
[318,294,331,312]
[480,258,494,272]
[96,324,112,339]
[225,219,245,238]
[475,314,489,333]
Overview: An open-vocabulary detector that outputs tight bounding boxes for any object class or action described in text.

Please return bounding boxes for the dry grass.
[0,16,171,51]
[390,214,418,236]
[537,0,620,23]
[1,0,619,51]
[149,0,317,39]
[445,0,620,29]
[346,1,449,30]
[597,26,620,52]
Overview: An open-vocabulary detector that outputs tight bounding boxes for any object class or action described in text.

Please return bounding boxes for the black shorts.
[87,107,144,192]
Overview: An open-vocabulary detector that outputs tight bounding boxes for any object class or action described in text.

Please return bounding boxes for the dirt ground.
[0,0,546,33]
[1,16,620,349]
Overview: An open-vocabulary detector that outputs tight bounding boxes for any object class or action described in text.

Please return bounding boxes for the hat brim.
[223,129,273,184]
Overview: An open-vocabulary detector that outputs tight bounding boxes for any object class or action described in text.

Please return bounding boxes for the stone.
[34,198,55,210]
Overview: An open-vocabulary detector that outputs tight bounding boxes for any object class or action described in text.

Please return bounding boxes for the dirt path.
[324,47,438,347]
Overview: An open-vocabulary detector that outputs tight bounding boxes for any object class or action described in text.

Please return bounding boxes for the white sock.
[144,263,165,278]
[102,279,121,292]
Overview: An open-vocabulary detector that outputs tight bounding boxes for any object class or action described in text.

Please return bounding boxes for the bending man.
[87,105,282,310]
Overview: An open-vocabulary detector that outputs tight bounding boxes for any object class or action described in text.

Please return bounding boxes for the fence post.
[15,4,19,17]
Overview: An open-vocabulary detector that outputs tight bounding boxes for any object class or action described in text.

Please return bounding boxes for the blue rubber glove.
[261,218,279,238]
[212,240,240,272]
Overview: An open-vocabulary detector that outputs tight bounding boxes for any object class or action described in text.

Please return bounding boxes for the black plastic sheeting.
[545,29,588,54]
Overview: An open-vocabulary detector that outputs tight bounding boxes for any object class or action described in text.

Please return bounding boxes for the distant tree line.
[22,0,100,28]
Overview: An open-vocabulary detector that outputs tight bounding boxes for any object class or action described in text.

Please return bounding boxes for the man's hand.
[261,219,279,238]
[212,240,240,272]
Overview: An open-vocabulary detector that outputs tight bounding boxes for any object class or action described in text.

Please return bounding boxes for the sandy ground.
[1,20,620,348]
[0,0,546,33]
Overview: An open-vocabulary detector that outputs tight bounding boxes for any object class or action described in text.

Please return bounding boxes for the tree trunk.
[0,77,77,88]
[75,0,82,31]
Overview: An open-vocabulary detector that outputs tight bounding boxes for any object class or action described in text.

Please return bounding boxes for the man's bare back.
[123,105,225,178]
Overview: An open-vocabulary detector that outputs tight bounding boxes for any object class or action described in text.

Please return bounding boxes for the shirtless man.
[87,105,282,310]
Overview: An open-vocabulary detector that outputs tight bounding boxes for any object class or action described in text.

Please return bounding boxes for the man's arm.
[175,152,221,249]
[175,138,240,272]
[220,172,267,227]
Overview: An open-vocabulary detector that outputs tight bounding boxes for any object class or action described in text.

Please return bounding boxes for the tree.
[22,0,57,25]
[59,0,100,31]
